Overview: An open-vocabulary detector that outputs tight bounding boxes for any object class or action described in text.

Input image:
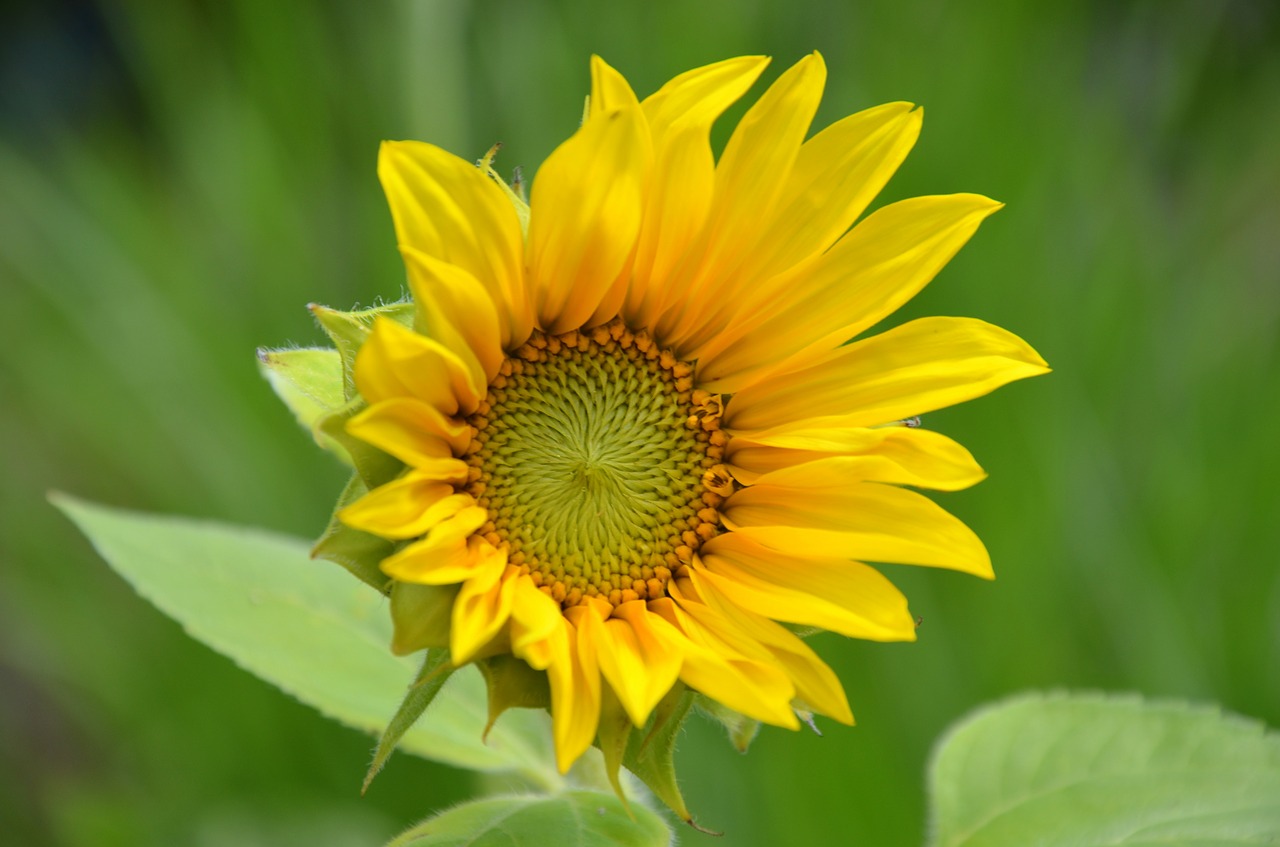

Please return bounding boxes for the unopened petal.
[354,318,484,415]
[347,397,471,465]
[452,562,518,664]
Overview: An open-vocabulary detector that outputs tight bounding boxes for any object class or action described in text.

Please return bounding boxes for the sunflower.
[326,53,1046,795]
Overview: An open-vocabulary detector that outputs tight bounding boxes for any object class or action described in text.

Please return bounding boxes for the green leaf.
[52,494,558,786]
[256,346,352,464]
[927,691,1280,847]
[386,791,670,847]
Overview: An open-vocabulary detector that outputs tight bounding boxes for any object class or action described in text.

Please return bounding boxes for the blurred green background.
[2,0,1277,844]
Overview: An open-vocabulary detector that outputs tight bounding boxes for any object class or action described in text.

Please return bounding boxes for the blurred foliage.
[2,0,1278,845]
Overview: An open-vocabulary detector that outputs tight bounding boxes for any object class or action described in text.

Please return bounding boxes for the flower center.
[464,320,727,610]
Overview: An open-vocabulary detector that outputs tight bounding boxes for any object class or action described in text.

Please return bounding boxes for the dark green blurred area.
[2,0,1277,844]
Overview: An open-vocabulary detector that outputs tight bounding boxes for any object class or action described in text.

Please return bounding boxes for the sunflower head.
[264,52,1048,823]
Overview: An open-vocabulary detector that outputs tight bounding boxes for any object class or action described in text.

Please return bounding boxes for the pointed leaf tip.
[363,649,455,794]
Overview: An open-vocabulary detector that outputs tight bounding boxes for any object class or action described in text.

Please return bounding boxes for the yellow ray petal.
[640,55,770,141]
[698,194,1004,391]
[723,316,1049,432]
[681,104,924,361]
[654,52,825,352]
[378,141,531,348]
[725,425,986,490]
[686,569,853,725]
[648,597,799,728]
[748,102,921,280]
[379,509,490,584]
[578,56,647,329]
[721,473,993,577]
[451,562,518,664]
[589,55,640,114]
[347,397,471,466]
[594,601,684,727]
[508,577,563,670]
[548,608,602,773]
[696,532,916,641]
[338,473,470,539]
[625,56,770,329]
[402,246,504,384]
[526,106,648,334]
[354,318,483,416]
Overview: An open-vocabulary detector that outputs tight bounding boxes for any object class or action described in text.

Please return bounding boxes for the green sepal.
[311,473,394,593]
[317,397,404,491]
[621,684,703,829]
[596,684,636,815]
[389,581,458,655]
[256,347,353,464]
[364,648,455,793]
[477,654,550,738]
[695,694,762,753]
[479,145,529,237]
[309,301,414,401]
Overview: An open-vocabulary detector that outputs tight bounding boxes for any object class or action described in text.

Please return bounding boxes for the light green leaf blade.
[52,494,556,784]
[927,692,1280,847]
[387,791,670,847]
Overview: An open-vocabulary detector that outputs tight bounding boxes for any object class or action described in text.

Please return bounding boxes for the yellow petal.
[723,316,1050,432]
[508,577,562,670]
[589,55,640,114]
[378,141,531,347]
[379,509,490,584]
[347,397,471,466]
[640,55,770,141]
[577,57,647,328]
[721,471,993,577]
[526,106,648,334]
[625,56,770,329]
[696,532,916,641]
[687,568,853,725]
[654,53,826,352]
[648,597,799,729]
[726,425,986,490]
[548,608,602,773]
[749,103,921,280]
[402,246,504,384]
[354,318,483,416]
[451,562,518,664]
[594,601,684,727]
[338,472,469,539]
[698,194,1004,391]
